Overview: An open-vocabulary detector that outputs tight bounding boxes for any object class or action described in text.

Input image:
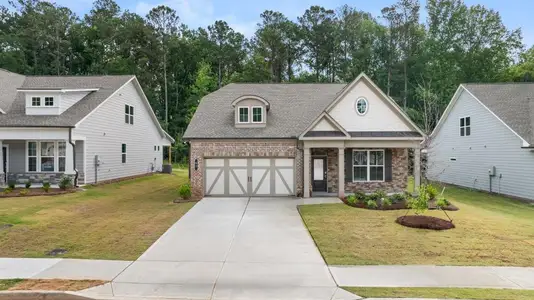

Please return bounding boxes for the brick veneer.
[345,148,408,193]
[189,139,302,198]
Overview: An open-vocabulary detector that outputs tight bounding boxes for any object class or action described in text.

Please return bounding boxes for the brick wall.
[345,148,408,193]
[189,139,302,198]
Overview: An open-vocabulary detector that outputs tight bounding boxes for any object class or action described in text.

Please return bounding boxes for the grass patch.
[0,169,194,260]
[0,279,23,291]
[345,287,534,300]
[299,184,534,266]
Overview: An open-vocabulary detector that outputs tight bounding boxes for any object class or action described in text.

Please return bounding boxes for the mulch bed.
[428,199,459,211]
[173,198,200,203]
[342,197,408,210]
[0,188,77,198]
[396,215,455,230]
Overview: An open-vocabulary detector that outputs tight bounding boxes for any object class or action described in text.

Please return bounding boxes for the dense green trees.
[0,0,527,162]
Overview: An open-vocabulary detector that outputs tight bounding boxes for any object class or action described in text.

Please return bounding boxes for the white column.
[338,147,345,198]
[414,147,421,194]
[303,147,311,198]
[65,140,75,175]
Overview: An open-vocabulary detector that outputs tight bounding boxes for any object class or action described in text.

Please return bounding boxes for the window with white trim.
[238,107,249,123]
[355,97,368,115]
[27,141,66,172]
[252,106,263,123]
[352,149,385,182]
[460,117,470,136]
[122,144,127,163]
[31,97,41,106]
[125,105,134,124]
[44,97,54,106]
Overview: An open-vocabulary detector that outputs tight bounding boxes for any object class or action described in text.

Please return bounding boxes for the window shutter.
[385,149,393,182]
[345,148,352,183]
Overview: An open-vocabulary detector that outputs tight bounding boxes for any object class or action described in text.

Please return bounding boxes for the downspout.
[68,128,79,187]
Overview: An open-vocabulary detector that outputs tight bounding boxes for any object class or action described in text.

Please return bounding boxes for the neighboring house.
[183,73,424,198]
[427,83,534,201]
[0,69,174,186]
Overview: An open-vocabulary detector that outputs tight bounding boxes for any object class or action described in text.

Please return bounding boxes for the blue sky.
[6,0,534,47]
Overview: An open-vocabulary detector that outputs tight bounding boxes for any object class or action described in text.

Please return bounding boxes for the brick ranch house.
[183,73,424,198]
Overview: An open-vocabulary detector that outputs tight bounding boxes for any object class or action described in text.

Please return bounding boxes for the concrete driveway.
[86,197,357,300]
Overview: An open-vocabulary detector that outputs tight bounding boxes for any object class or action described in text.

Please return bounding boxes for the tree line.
[1,0,533,162]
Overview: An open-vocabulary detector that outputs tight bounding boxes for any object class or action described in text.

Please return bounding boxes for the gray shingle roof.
[0,69,26,113]
[183,83,347,139]
[0,70,133,127]
[463,83,534,144]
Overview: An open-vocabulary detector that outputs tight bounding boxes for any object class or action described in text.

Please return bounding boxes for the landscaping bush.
[7,181,15,189]
[366,199,378,209]
[25,181,32,189]
[388,193,405,203]
[42,182,51,193]
[426,184,439,200]
[178,183,192,200]
[353,190,367,203]
[346,194,357,205]
[58,176,73,190]
[3,187,12,194]
[19,189,29,196]
[381,197,392,207]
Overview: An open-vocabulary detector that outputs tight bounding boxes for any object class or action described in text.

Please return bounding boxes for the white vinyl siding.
[59,92,90,113]
[73,81,164,183]
[428,89,534,201]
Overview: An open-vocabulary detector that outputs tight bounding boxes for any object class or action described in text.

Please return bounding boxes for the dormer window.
[31,97,41,106]
[252,107,263,123]
[45,97,54,106]
[238,107,249,123]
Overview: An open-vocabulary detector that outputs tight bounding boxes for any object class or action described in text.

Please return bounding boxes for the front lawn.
[0,279,106,291]
[299,185,534,266]
[345,287,534,300]
[0,169,194,260]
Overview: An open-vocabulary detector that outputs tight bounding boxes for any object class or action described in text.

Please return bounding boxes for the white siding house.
[0,69,174,186]
[428,84,534,201]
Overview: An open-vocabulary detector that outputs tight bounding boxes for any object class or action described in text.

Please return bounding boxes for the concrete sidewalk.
[330,265,534,289]
[0,258,132,281]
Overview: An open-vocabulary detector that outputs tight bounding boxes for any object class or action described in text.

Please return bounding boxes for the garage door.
[204,158,295,196]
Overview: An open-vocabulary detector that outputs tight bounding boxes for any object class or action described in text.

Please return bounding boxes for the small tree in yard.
[407,184,430,215]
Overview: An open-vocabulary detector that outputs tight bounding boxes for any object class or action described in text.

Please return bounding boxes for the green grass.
[345,287,534,300]
[0,279,23,291]
[299,183,534,266]
[0,169,194,260]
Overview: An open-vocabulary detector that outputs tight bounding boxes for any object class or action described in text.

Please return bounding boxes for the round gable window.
[355,98,368,115]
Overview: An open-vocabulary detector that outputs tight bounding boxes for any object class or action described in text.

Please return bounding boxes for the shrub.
[381,197,392,207]
[42,182,51,193]
[353,190,367,203]
[19,189,29,196]
[3,187,12,194]
[178,183,192,200]
[25,180,32,189]
[426,185,439,200]
[7,181,15,189]
[346,194,356,205]
[436,197,451,209]
[389,193,405,204]
[366,199,378,209]
[58,176,73,190]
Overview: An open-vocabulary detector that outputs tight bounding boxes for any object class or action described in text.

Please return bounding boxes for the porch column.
[414,147,421,194]
[65,140,75,175]
[303,147,311,198]
[338,147,344,198]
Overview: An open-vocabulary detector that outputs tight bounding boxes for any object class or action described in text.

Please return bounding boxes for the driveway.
[85,197,357,300]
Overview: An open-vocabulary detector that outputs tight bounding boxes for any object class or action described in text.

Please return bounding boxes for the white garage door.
[204,158,295,196]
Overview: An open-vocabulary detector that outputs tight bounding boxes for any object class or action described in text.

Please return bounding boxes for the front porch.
[1,139,84,186]
[303,140,421,198]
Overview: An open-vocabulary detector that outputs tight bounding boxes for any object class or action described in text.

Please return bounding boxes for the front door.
[2,146,7,183]
[312,157,327,192]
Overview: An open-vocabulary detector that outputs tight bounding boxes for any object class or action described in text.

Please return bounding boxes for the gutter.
[68,128,79,187]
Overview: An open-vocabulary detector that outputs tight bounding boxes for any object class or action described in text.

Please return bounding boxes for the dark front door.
[2,146,6,183]
[312,157,327,192]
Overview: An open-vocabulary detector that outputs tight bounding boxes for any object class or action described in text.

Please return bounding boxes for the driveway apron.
[110,197,343,300]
